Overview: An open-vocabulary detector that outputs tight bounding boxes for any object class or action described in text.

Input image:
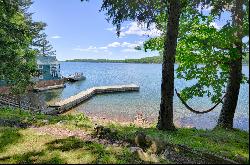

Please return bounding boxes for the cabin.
[35,56,62,81]
[0,56,63,94]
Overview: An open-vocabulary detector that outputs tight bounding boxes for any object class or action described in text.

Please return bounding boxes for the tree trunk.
[217,0,244,129]
[157,0,181,131]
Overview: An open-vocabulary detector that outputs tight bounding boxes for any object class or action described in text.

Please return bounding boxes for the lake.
[41,62,249,131]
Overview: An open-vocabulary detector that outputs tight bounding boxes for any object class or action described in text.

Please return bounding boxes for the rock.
[42,119,49,124]
[113,143,119,147]
[130,147,143,153]
[134,131,150,150]
[56,120,65,125]
[94,125,105,137]
[135,149,159,163]
[146,136,167,154]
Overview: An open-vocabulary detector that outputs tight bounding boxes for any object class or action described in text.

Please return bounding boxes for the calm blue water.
[41,62,249,131]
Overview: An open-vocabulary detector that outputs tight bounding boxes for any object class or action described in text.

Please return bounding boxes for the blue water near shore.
[42,62,249,131]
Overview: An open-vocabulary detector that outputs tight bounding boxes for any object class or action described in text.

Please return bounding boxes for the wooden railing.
[0,95,41,113]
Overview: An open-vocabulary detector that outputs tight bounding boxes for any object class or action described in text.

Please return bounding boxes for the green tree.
[0,0,45,94]
[33,32,56,56]
[98,0,191,130]
[144,0,249,129]
[217,0,248,128]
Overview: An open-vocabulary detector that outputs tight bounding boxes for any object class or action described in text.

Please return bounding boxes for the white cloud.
[107,42,121,47]
[73,44,113,54]
[99,46,108,50]
[106,26,125,32]
[106,22,162,38]
[121,49,139,53]
[73,41,143,54]
[51,35,62,39]
[121,41,143,48]
[106,27,115,31]
[210,22,222,29]
[106,41,143,49]
[73,46,99,52]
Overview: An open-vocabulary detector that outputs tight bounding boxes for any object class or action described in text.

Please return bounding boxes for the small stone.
[134,131,149,149]
[113,143,119,147]
[56,120,65,125]
[42,119,49,124]
[130,147,143,153]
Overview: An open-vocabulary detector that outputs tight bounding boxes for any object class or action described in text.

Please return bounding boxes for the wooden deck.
[33,84,65,92]
[47,84,139,114]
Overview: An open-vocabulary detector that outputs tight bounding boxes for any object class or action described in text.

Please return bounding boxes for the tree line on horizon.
[65,53,249,64]
[65,55,163,63]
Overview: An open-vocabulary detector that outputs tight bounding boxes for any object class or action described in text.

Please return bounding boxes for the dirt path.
[31,125,238,164]
[31,125,129,147]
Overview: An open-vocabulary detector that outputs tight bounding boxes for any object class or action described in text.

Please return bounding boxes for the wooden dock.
[33,84,65,92]
[47,84,139,114]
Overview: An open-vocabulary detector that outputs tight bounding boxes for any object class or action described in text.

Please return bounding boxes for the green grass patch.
[0,108,249,164]
[106,122,249,163]
[0,127,142,164]
[0,108,93,131]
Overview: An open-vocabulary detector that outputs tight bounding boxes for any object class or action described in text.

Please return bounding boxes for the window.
[39,75,43,80]
[38,65,43,69]
[50,65,57,77]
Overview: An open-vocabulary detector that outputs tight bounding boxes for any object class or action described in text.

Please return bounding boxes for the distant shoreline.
[61,59,249,65]
[62,54,249,64]
[63,56,163,64]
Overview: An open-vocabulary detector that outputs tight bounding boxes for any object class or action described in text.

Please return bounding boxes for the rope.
[175,89,225,114]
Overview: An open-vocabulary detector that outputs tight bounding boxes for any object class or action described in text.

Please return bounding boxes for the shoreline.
[61,61,250,66]
[63,108,157,127]
[62,108,202,129]
[62,108,249,132]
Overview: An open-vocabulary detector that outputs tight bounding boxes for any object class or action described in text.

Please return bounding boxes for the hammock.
[175,89,225,114]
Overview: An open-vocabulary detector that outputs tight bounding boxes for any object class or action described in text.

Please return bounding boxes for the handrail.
[0,96,41,113]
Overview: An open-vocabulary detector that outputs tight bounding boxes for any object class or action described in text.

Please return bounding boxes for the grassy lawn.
[107,122,249,163]
[0,108,248,164]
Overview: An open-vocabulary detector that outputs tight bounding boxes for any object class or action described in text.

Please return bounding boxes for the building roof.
[36,55,59,65]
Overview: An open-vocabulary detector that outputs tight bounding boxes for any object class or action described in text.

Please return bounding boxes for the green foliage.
[0,127,22,152]
[0,0,45,94]
[73,113,92,128]
[0,108,248,164]
[176,14,229,102]
[33,33,56,56]
[107,123,249,163]
[143,37,164,52]
[143,3,249,103]
[66,56,163,64]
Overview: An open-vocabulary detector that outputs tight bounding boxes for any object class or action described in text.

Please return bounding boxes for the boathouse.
[36,55,62,81]
[32,55,65,91]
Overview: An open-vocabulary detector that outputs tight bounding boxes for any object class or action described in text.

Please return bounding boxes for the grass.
[0,107,249,164]
[0,126,143,164]
[107,122,249,163]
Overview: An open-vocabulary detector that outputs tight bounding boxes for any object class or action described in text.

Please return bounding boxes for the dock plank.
[47,84,139,114]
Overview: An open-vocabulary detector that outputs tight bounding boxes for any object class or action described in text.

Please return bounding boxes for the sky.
[29,0,248,61]
[30,0,161,61]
